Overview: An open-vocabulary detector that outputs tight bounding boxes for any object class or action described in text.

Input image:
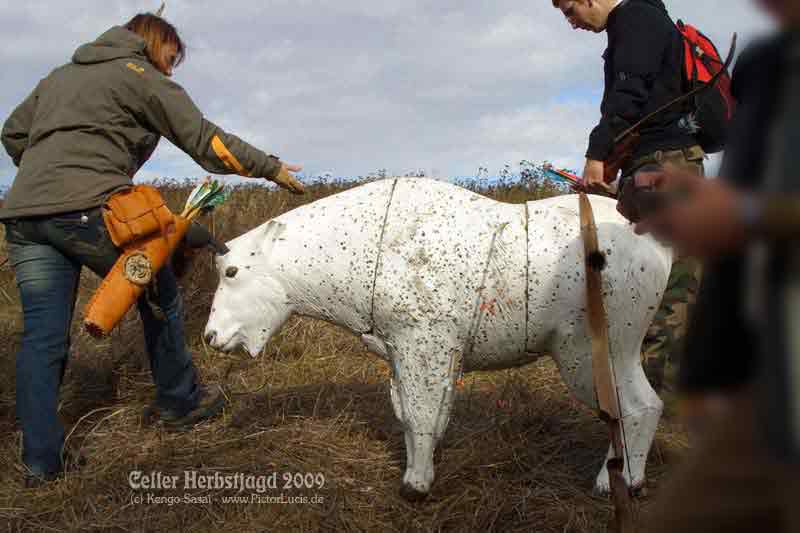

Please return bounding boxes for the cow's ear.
[258,220,287,257]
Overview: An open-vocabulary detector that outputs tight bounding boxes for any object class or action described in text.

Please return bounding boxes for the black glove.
[184,222,229,255]
[172,223,229,278]
[616,164,688,224]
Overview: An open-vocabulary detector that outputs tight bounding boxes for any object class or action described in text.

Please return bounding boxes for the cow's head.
[204,220,293,356]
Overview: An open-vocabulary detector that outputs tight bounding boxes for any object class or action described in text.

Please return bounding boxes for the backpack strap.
[612,33,738,144]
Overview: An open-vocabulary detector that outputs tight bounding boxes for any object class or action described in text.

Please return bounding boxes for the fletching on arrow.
[544,167,583,189]
[181,177,229,219]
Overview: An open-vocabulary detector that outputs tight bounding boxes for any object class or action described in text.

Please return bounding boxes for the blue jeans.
[4,208,199,476]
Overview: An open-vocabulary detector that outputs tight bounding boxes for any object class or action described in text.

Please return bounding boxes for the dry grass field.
[0,178,689,532]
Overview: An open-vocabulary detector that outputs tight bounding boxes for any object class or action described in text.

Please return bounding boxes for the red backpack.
[676,20,736,153]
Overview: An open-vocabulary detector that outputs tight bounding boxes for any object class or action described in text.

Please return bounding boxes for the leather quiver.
[84,215,192,338]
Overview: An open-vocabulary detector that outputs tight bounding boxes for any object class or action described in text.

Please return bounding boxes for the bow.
[603,33,738,183]
[579,193,638,533]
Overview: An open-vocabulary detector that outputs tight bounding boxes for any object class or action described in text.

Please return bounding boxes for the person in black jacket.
[635,0,800,529]
[553,0,701,180]
[552,0,706,391]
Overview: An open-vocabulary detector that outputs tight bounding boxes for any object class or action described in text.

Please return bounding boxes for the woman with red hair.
[0,12,303,486]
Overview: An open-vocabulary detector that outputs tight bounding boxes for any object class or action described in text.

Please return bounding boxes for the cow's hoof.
[592,479,646,498]
[399,483,429,502]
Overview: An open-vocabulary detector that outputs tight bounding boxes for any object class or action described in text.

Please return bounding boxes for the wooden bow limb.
[579,193,637,533]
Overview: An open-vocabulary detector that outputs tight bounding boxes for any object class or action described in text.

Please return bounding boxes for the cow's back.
[373,178,528,365]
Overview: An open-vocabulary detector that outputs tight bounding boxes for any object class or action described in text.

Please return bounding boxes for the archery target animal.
[205,178,671,498]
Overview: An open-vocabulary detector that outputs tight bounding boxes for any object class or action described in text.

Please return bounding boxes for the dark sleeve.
[140,70,283,179]
[730,38,778,103]
[586,8,672,160]
[679,256,757,392]
[1,83,40,166]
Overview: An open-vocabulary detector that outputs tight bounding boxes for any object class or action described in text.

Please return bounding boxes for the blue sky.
[0,1,772,187]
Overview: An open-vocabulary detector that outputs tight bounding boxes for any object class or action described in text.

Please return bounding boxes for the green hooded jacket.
[0,26,283,220]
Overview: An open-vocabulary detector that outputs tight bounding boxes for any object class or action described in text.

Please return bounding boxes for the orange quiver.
[84,185,191,338]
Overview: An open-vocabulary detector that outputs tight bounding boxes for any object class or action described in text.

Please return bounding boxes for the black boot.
[157,384,225,431]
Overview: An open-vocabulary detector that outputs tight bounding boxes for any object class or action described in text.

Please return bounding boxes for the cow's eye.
[225,266,239,278]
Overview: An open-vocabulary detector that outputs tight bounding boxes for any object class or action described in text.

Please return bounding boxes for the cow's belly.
[373,178,528,363]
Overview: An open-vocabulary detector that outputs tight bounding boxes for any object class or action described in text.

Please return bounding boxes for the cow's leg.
[550,326,663,493]
[592,358,663,493]
[387,332,458,500]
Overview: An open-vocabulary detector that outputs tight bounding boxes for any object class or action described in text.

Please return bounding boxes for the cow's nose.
[205,331,217,345]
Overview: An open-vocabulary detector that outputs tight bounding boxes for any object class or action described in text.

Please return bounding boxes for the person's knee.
[18,326,70,369]
[16,279,74,355]
[152,267,184,317]
[138,285,184,322]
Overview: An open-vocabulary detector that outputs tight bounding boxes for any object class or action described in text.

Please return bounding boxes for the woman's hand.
[270,163,305,194]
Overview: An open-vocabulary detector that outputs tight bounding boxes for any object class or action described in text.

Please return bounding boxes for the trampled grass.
[0,178,689,532]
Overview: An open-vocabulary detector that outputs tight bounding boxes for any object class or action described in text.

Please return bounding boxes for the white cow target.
[205,178,671,498]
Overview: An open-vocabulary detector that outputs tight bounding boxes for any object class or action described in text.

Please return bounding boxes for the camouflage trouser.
[643,258,702,392]
[626,146,706,392]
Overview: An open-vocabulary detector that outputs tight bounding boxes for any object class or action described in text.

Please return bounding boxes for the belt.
[625,145,705,176]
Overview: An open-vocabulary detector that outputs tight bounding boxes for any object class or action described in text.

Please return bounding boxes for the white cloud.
[0,0,772,185]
